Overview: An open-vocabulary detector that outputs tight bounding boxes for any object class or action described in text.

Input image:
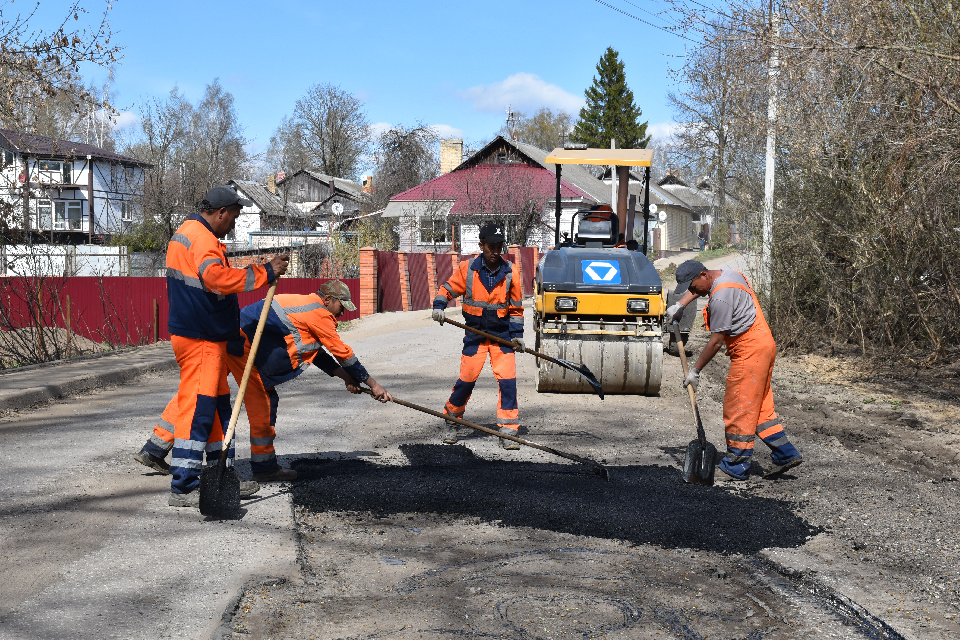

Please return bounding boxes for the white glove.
[665,302,685,323]
[512,337,525,352]
[431,308,445,324]
[683,368,700,391]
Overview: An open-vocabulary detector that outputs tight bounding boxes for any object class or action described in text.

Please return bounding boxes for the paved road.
[0,253,936,639]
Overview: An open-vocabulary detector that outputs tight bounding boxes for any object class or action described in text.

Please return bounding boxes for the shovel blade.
[199,462,241,518]
[559,359,604,399]
[682,438,717,486]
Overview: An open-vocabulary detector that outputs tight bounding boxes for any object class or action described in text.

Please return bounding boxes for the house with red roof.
[383,136,602,252]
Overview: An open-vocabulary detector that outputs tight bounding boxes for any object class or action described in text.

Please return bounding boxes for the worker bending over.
[155,186,288,508]
[666,260,803,481]
[136,280,392,485]
[432,223,525,449]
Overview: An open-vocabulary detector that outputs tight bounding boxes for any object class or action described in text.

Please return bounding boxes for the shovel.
[199,277,279,517]
[441,316,604,399]
[671,321,717,486]
[360,388,610,481]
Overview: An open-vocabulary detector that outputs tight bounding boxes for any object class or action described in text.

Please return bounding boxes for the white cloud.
[458,73,584,115]
[429,123,464,139]
[646,121,681,142]
[368,121,392,139]
[112,110,139,130]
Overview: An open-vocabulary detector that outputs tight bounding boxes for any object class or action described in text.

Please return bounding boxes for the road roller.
[533,146,665,396]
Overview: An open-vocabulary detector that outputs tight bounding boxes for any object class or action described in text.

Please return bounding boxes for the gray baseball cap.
[318,280,356,311]
[200,186,252,210]
[674,259,707,294]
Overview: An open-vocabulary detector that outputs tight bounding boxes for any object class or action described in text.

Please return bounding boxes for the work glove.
[682,367,701,391]
[665,302,685,323]
[431,308,445,324]
[512,337,525,353]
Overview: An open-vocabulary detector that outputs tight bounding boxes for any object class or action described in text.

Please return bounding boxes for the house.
[276,170,367,232]
[656,170,743,248]
[225,179,313,251]
[0,128,150,243]
[384,135,704,253]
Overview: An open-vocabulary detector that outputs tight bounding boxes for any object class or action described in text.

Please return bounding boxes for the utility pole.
[610,139,617,215]
[760,4,779,297]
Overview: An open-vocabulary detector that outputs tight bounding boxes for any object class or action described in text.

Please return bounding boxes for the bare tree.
[0,1,121,134]
[289,83,370,180]
[499,107,574,151]
[266,115,311,175]
[369,123,440,211]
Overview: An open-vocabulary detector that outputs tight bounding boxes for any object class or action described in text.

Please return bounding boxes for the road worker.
[143,185,288,508]
[432,222,525,449]
[135,280,392,483]
[666,260,803,481]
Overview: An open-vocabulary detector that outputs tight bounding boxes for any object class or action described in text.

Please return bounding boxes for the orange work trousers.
[147,348,279,476]
[168,336,232,495]
[444,341,519,431]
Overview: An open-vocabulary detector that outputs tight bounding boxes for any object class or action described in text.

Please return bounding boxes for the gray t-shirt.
[706,270,756,336]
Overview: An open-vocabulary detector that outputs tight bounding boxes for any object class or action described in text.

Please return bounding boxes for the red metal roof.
[390,163,589,214]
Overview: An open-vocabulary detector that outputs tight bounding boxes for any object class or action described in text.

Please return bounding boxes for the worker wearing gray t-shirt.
[665,260,803,481]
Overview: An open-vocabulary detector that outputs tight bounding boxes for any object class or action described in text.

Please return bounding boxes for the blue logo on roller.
[581,260,621,283]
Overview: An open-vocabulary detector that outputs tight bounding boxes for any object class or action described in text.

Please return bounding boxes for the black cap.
[479,222,505,244]
[674,259,707,294]
[200,186,253,210]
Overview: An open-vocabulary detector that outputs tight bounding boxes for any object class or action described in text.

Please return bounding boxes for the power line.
[592,0,697,42]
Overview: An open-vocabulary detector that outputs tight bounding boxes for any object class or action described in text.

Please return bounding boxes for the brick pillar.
[359,247,378,317]
[508,244,522,289]
[397,252,412,311]
[448,252,459,308]
[425,252,437,302]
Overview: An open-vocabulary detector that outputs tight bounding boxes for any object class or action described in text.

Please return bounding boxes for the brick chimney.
[362,175,373,194]
[267,174,277,195]
[440,139,463,175]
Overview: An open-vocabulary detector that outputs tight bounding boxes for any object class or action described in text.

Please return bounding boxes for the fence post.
[508,244,522,292]
[153,299,160,343]
[35,279,45,360]
[65,295,72,359]
[425,252,437,303]
[397,252,411,311]
[359,247,378,317]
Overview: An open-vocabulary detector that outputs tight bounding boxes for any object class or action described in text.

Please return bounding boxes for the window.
[419,217,447,244]
[36,159,69,184]
[2,150,13,167]
[36,200,83,230]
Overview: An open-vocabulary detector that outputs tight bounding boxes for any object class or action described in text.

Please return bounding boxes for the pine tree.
[573,47,650,149]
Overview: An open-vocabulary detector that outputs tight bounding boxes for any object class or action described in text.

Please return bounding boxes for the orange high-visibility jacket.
[232,293,368,388]
[166,214,274,341]
[434,255,523,344]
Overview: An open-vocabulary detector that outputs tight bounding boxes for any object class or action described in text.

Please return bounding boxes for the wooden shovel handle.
[219,277,279,459]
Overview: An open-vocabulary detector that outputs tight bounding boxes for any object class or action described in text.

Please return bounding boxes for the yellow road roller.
[533,147,665,395]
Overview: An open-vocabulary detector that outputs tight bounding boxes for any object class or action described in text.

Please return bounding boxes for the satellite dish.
[648,203,658,214]
[658,211,667,222]
[331,202,344,215]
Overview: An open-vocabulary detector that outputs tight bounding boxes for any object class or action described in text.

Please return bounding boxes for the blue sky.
[65,0,691,173]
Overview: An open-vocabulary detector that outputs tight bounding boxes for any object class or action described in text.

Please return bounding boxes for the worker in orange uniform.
[152,185,288,508]
[432,222,525,449]
[135,280,392,483]
[666,259,803,481]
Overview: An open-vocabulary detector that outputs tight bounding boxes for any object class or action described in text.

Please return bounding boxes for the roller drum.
[535,333,663,396]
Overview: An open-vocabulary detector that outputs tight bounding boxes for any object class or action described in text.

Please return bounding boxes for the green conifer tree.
[573,47,650,149]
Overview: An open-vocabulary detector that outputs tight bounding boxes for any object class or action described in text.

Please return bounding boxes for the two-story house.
[0,129,151,243]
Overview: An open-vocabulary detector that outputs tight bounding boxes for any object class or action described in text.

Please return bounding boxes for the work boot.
[714,468,748,483]
[499,427,520,450]
[441,420,459,445]
[763,456,803,479]
[252,467,298,482]
[134,447,170,475]
[168,491,199,508]
[240,481,260,498]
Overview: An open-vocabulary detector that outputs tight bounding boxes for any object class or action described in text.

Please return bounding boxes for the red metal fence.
[0,276,359,347]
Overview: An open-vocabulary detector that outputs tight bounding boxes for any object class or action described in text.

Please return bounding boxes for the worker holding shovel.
[432,222,525,449]
[153,186,287,508]
[666,259,803,482]
[136,279,392,490]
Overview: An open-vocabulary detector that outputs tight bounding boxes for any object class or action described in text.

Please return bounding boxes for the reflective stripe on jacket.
[166,214,273,341]
[433,256,524,343]
[234,292,368,387]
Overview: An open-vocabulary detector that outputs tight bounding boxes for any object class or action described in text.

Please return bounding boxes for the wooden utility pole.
[760,4,779,297]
